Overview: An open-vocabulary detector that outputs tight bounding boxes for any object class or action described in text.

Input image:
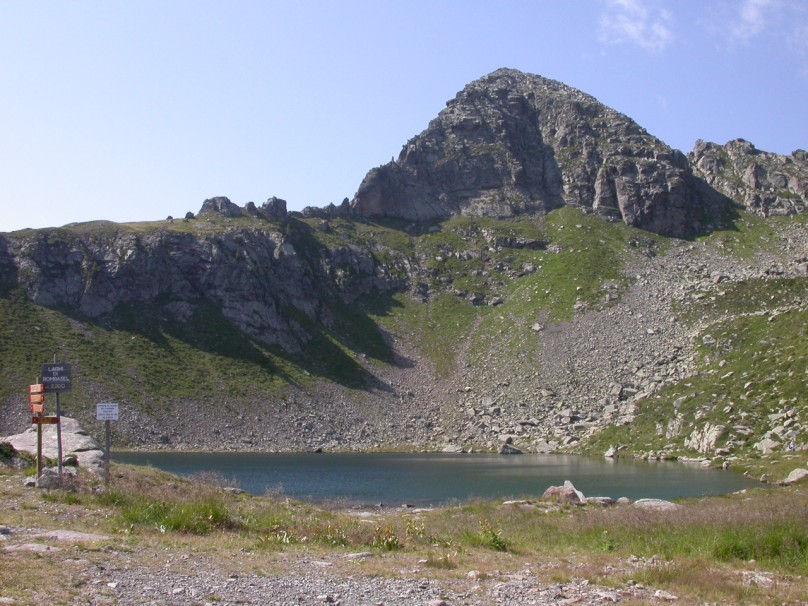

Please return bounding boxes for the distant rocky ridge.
[690,139,807,217]
[0,196,392,355]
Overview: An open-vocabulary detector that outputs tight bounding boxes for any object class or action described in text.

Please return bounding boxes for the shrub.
[373,523,402,551]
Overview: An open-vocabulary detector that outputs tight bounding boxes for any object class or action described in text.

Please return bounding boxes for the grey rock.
[685,423,726,454]
[3,417,104,472]
[543,480,586,505]
[498,443,523,455]
[633,498,680,511]
[782,468,808,486]
[260,196,288,221]
[690,139,807,217]
[754,437,780,455]
[198,196,244,218]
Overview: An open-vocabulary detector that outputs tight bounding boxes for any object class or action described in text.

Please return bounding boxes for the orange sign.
[29,393,45,404]
[32,416,59,424]
[30,404,45,414]
[29,384,45,394]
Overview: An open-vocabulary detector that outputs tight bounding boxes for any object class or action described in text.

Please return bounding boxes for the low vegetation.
[1,463,806,605]
[584,277,807,472]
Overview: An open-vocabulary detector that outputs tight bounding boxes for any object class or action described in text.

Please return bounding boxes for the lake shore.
[2,461,807,605]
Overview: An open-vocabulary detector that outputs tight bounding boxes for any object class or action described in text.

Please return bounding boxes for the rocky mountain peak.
[351,68,713,237]
[689,138,807,217]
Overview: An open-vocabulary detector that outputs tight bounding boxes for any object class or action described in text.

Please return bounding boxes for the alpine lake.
[115,451,758,507]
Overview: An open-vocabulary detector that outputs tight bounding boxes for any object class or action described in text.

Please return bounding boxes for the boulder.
[198,196,243,218]
[782,468,808,486]
[633,498,680,511]
[498,443,523,455]
[2,417,104,472]
[754,437,780,455]
[260,197,288,221]
[685,423,726,454]
[543,480,586,505]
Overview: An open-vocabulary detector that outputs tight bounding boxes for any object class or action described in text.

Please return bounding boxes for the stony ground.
[0,530,686,606]
[0,542,685,606]
[0,472,718,606]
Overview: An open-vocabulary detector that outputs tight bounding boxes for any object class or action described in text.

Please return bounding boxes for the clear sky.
[2,0,807,232]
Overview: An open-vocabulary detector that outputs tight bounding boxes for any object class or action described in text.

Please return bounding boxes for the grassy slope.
[582,215,807,474]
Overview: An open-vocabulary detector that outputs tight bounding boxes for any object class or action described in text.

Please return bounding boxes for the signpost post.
[96,403,119,487]
[42,361,71,481]
[29,383,45,478]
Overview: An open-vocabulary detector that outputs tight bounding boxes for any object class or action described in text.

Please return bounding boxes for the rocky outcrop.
[690,139,807,217]
[352,68,720,237]
[245,197,289,221]
[0,212,399,354]
[2,417,104,471]
[199,196,244,218]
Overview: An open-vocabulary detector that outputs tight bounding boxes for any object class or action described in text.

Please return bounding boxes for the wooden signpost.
[28,383,46,477]
[26,357,72,482]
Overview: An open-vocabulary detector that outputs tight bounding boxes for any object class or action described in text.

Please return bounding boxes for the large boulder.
[198,196,244,218]
[782,468,808,486]
[633,498,680,511]
[543,480,586,505]
[2,417,104,472]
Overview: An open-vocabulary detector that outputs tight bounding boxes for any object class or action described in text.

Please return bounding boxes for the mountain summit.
[352,68,715,236]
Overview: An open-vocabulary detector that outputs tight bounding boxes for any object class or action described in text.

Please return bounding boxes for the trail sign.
[96,402,119,421]
[96,403,118,487]
[41,364,72,393]
[32,416,60,425]
[29,384,45,411]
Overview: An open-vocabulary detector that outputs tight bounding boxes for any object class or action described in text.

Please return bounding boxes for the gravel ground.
[2,528,680,606]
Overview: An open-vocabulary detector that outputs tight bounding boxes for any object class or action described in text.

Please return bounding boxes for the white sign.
[96,402,119,421]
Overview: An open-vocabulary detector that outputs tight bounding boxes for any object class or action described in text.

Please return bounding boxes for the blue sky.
[2,0,807,232]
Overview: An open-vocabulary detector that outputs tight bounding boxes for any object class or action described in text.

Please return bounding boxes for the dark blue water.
[115,452,756,507]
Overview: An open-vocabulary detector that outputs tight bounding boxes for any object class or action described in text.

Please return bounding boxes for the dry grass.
[1,464,807,605]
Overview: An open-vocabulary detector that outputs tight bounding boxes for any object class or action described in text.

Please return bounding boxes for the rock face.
[690,139,807,217]
[352,68,718,237]
[0,214,389,355]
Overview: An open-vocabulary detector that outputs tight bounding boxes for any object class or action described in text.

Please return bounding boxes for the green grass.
[698,213,780,258]
[371,292,479,378]
[585,277,808,461]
